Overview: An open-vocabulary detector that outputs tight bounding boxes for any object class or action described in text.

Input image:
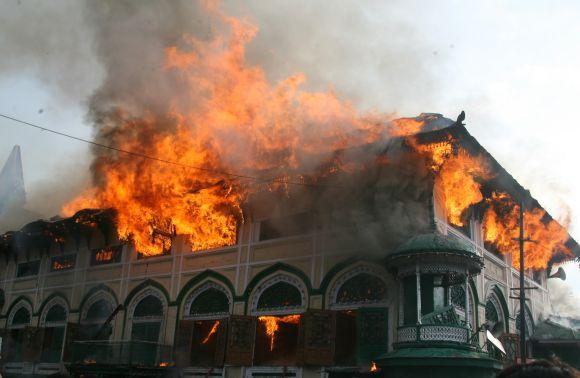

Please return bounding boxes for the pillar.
[416,265,421,324]
[465,273,470,330]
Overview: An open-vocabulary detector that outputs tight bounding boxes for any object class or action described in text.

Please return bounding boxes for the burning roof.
[1,114,578,270]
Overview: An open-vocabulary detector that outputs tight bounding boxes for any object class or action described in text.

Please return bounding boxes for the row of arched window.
[2,263,391,363]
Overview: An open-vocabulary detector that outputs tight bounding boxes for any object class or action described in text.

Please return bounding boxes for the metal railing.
[397,324,470,344]
[70,340,172,367]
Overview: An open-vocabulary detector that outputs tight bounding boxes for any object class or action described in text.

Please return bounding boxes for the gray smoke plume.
[547,264,580,317]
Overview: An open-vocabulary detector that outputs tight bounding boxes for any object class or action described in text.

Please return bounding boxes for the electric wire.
[0,113,339,188]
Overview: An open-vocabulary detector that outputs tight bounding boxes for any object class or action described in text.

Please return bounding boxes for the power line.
[0,113,336,188]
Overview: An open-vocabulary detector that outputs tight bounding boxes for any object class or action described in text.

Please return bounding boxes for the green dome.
[392,232,475,257]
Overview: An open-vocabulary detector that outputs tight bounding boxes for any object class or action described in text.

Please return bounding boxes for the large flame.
[414,139,570,269]
[62,3,430,256]
[258,315,300,351]
[412,138,491,226]
[62,4,392,255]
[483,192,572,269]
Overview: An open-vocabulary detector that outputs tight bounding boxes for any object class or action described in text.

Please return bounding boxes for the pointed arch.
[38,293,69,326]
[7,297,33,328]
[244,263,311,314]
[124,280,169,343]
[325,262,389,309]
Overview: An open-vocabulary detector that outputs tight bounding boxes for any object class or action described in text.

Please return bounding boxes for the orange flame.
[412,138,492,226]
[483,192,572,269]
[62,3,393,256]
[258,315,300,351]
[201,320,220,344]
[414,137,570,269]
[370,361,378,372]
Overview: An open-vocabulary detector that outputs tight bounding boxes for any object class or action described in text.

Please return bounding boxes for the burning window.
[190,319,224,366]
[259,212,312,241]
[254,315,301,365]
[50,254,76,271]
[16,260,40,277]
[90,245,122,266]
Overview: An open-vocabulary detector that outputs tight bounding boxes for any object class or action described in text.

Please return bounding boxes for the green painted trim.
[123,279,171,308]
[36,291,70,325]
[4,295,33,325]
[76,284,120,324]
[317,256,359,298]
[317,257,386,308]
[122,279,171,340]
[175,270,236,307]
[242,262,312,314]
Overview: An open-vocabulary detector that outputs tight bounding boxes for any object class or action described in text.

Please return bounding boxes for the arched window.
[328,266,389,365]
[11,307,31,327]
[81,293,116,341]
[180,282,232,367]
[6,301,32,362]
[250,274,307,365]
[86,299,114,322]
[485,290,506,336]
[40,301,68,363]
[257,282,302,311]
[130,293,165,343]
[184,283,231,319]
[336,273,387,306]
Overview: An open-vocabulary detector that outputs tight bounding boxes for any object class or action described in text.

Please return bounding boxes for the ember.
[258,315,301,351]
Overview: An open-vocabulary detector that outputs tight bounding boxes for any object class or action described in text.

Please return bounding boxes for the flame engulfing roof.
[414,122,580,265]
[0,114,578,266]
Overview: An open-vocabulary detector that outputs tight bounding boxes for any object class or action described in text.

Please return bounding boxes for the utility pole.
[518,200,526,364]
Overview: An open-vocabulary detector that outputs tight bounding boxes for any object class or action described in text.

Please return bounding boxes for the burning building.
[0,113,578,378]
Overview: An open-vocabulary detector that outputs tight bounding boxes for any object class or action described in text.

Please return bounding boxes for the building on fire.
[0,114,578,377]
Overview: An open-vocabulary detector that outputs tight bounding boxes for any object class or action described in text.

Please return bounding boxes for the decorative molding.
[328,264,388,309]
[250,273,307,315]
[80,290,117,322]
[128,287,167,320]
[39,296,68,326]
[8,300,32,328]
[183,280,232,319]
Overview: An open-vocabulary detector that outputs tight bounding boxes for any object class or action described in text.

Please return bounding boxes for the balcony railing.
[69,340,172,368]
[397,324,471,344]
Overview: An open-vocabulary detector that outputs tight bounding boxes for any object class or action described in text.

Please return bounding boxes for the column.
[465,273,470,330]
[398,278,404,326]
[416,265,421,324]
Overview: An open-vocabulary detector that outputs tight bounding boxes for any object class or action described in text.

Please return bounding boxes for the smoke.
[0,0,101,102]
[547,264,580,317]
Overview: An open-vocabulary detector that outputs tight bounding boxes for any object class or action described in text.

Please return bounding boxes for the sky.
[0,0,579,316]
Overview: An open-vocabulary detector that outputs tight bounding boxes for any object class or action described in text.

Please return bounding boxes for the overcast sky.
[0,0,579,314]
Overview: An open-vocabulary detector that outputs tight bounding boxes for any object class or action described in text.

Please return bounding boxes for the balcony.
[68,340,173,375]
[397,324,471,344]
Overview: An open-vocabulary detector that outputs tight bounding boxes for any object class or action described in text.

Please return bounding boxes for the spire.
[0,145,26,214]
